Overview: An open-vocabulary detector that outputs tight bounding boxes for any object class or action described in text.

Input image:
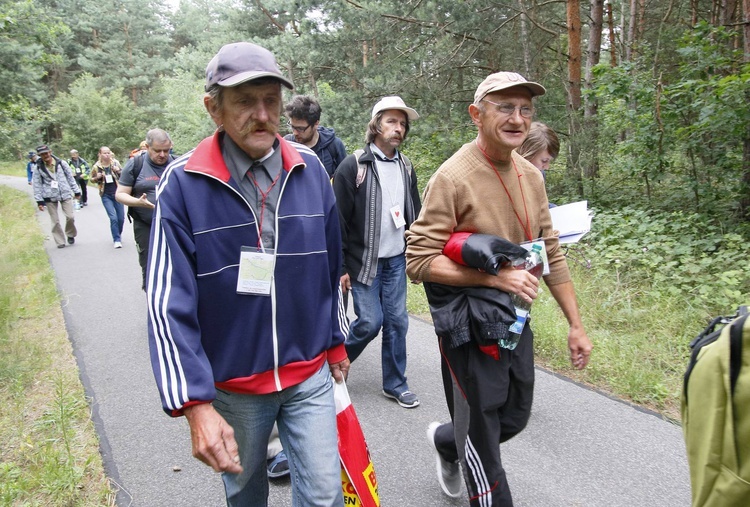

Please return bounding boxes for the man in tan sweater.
[405,72,592,506]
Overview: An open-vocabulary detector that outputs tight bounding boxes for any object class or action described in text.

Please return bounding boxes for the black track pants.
[434,324,535,507]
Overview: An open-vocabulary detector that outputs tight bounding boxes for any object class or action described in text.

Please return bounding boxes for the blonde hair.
[96,146,119,168]
[517,122,560,160]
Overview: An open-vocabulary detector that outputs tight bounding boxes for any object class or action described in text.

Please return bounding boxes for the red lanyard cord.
[476,143,533,242]
[246,167,282,249]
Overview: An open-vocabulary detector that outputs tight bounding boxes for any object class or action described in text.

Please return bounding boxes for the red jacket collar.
[184,131,305,181]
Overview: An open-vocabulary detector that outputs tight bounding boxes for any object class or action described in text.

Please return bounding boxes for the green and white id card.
[236,247,275,295]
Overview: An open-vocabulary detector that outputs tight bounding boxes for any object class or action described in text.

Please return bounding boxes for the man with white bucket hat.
[333,96,422,409]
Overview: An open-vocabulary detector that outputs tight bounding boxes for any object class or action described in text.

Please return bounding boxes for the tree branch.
[380,13,490,44]
[254,0,285,32]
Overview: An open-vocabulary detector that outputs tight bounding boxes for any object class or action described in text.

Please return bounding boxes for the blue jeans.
[347,254,409,395]
[100,193,124,242]
[214,365,342,507]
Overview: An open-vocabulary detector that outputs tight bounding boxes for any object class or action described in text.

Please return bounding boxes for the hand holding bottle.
[501,244,544,350]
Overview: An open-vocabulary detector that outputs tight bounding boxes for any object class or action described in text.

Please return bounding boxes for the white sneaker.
[114,241,123,249]
[427,422,462,498]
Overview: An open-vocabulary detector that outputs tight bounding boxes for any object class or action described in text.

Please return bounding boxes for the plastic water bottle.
[500,243,544,350]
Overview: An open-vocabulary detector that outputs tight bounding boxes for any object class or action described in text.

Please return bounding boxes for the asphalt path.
[4,174,692,506]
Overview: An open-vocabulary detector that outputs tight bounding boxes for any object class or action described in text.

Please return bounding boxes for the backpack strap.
[56,157,68,176]
[125,154,146,223]
[131,152,146,182]
[400,153,413,174]
[354,149,366,188]
[729,313,749,395]
[37,156,64,181]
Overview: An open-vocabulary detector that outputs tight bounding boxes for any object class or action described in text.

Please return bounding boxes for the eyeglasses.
[287,122,312,133]
[481,99,534,118]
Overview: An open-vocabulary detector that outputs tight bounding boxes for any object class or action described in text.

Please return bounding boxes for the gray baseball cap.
[205,42,294,91]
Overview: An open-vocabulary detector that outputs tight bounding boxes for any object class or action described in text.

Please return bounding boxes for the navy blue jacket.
[284,126,347,177]
[147,131,348,416]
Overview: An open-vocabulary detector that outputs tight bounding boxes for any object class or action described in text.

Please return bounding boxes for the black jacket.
[332,143,421,286]
[425,234,527,348]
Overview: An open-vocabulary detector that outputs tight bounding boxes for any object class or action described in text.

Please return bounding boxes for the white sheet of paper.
[549,201,593,244]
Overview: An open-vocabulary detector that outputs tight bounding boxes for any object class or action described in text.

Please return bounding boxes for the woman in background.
[517,121,560,177]
[518,122,560,208]
[90,146,125,248]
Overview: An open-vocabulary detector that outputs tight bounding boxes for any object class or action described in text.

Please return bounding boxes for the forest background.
[2,0,750,428]
[1,0,749,502]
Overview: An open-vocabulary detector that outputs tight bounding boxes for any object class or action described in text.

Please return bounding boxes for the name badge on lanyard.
[105,174,114,184]
[236,246,275,296]
[390,204,406,229]
[50,181,59,189]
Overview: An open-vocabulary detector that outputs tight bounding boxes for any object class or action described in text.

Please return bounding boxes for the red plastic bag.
[334,381,379,507]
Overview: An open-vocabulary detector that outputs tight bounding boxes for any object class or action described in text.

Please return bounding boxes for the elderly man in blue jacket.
[146,41,349,507]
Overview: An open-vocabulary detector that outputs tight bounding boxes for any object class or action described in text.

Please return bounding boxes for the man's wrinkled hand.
[568,327,593,370]
[330,358,350,383]
[495,266,539,305]
[183,404,243,474]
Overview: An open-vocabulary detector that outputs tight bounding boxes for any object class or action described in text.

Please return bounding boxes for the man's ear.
[204,95,222,127]
[468,103,482,127]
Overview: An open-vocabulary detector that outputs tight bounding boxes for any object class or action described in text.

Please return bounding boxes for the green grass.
[0,184,115,505]
[531,262,695,420]
[407,258,699,422]
[0,159,27,177]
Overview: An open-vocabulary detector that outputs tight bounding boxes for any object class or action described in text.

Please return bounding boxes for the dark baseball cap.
[36,144,51,155]
[28,151,35,158]
[205,42,294,91]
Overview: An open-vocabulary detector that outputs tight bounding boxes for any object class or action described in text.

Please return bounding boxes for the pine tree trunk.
[741,0,750,216]
[584,0,604,179]
[518,0,531,76]
[607,2,618,66]
[567,0,584,196]
[626,0,637,61]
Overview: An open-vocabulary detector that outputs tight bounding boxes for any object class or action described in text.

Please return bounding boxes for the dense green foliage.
[578,25,750,218]
[583,207,749,317]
